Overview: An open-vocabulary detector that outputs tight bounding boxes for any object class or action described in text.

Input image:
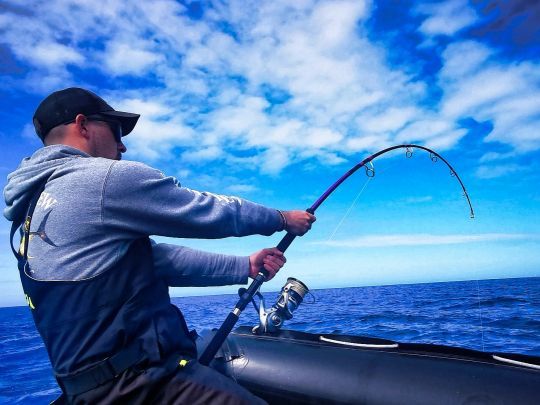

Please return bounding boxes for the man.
[3,87,315,404]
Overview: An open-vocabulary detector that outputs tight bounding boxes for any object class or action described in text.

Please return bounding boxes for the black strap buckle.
[56,340,144,396]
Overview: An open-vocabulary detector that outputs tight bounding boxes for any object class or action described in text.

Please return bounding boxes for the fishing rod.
[199,144,474,366]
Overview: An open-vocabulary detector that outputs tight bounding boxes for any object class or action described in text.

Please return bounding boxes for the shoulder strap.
[10,218,23,259]
[10,183,47,260]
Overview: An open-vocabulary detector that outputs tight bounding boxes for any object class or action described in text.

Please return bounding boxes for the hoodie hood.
[3,145,89,223]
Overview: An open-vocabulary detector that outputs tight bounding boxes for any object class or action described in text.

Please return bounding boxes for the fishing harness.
[9,183,195,397]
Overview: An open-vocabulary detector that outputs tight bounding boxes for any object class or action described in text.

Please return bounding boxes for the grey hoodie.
[4,145,282,285]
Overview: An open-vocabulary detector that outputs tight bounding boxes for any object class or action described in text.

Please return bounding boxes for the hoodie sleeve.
[101,160,282,238]
[151,240,249,286]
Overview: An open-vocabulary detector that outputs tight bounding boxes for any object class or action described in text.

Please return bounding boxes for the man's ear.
[74,114,89,139]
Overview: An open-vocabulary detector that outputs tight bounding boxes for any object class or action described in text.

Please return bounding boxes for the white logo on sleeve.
[186,189,242,205]
[37,192,58,210]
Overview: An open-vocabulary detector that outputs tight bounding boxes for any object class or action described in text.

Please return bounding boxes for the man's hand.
[282,210,316,236]
[249,248,286,280]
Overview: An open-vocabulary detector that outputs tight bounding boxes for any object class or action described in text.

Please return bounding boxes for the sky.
[0,0,539,307]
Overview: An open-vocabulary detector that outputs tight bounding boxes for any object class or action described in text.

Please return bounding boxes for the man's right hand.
[282,210,316,236]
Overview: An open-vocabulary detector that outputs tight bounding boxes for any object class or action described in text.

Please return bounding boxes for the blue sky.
[0,0,539,307]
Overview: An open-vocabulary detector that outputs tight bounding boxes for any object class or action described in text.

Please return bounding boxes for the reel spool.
[252,277,309,334]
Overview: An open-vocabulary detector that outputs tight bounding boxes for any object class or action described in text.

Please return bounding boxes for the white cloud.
[181,146,222,163]
[307,128,344,148]
[424,128,468,150]
[312,151,347,166]
[346,134,390,153]
[314,233,536,248]
[475,163,526,179]
[441,67,529,118]
[311,0,369,48]
[438,40,540,153]
[479,151,516,163]
[403,196,433,204]
[104,41,164,76]
[26,42,84,68]
[208,96,270,142]
[114,98,174,119]
[110,96,197,160]
[417,0,478,37]
[358,107,418,134]
[21,123,38,141]
[260,146,290,175]
[127,118,194,161]
[226,183,259,194]
[440,41,492,79]
[395,118,467,150]
[398,118,453,140]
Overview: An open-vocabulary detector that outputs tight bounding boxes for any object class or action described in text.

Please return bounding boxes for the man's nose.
[118,141,127,153]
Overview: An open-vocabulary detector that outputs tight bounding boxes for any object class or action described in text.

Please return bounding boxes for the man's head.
[33,87,140,160]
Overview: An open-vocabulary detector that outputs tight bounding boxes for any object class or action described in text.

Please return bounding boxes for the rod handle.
[199,311,239,366]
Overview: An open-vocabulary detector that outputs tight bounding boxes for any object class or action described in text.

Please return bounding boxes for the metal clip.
[24,216,31,232]
[406,147,413,158]
[364,161,375,177]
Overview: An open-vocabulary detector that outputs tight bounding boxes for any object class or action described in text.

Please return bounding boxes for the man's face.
[87,119,126,160]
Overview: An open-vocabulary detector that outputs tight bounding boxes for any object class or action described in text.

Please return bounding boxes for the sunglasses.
[63,114,123,142]
[86,115,123,143]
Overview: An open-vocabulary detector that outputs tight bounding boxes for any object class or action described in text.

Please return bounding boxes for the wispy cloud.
[479,151,517,163]
[225,183,259,194]
[403,196,433,204]
[475,163,527,179]
[438,40,540,155]
[416,0,478,37]
[313,233,538,248]
[103,40,164,76]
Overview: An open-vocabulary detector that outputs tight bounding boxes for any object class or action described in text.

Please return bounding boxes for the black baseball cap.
[33,87,140,140]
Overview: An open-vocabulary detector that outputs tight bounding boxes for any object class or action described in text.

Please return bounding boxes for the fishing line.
[326,176,372,242]
[324,152,414,242]
[475,278,486,352]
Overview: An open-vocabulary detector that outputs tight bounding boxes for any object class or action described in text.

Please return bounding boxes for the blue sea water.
[1,277,539,404]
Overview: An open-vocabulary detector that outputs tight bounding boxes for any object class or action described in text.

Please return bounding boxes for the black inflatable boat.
[198,326,540,404]
[197,278,539,404]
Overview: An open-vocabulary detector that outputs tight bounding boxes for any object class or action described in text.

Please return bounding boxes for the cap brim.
[101,111,140,136]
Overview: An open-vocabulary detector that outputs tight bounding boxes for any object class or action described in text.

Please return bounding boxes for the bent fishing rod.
[199,144,474,365]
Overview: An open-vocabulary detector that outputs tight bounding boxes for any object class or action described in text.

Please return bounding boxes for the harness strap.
[10,183,47,260]
[10,219,22,259]
[55,340,145,396]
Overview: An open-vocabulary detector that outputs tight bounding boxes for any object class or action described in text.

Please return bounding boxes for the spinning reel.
[251,277,309,334]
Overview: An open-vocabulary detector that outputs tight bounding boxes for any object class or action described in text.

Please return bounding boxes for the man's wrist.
[277,210,288,231]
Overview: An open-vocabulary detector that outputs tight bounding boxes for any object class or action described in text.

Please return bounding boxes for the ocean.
[1,277,539,404]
